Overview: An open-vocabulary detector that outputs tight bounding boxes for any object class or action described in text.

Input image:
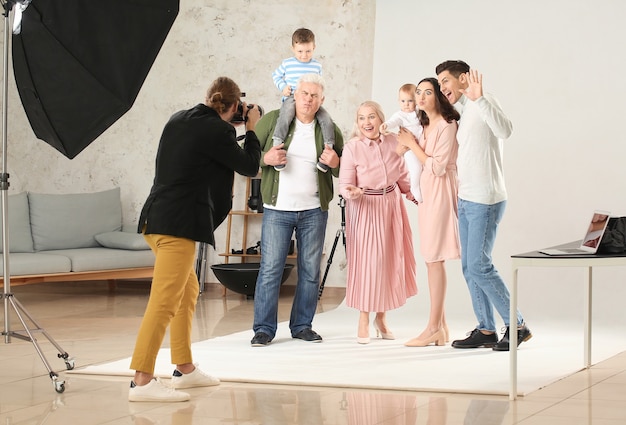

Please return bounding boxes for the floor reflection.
[463,399,509,425]
[115,387,512,425]
[347,392,418,424]
[131,404,196,425]
[254,389,324,424]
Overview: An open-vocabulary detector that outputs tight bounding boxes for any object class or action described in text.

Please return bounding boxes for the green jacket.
[255,109,344,211]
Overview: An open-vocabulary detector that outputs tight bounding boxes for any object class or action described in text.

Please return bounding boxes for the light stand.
[1,1,74,394]
[318,195,346,300]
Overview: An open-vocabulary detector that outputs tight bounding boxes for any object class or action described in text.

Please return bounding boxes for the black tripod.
[318,195,346,299]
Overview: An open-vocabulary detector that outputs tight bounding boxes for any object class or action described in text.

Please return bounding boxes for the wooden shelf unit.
[219,178,260,263]
[219,177,297,263]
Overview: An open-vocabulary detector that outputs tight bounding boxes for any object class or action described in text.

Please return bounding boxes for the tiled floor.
[1,280,625,424]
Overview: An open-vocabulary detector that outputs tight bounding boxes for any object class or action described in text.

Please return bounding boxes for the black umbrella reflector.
[11,0,179,159]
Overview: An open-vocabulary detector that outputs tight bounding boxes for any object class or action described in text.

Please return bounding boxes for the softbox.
[11,0,179,159]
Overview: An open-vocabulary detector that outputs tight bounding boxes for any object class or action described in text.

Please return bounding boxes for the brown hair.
[292,28,315,45]
[399,83,416,95]
[435,60,470,78]
[416,78,460,126]
[205,77,241,114]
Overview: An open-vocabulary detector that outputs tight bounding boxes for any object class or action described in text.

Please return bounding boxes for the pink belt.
[363,184,396,195]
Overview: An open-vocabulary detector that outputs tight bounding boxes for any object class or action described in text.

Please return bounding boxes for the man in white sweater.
[435,60,531,351]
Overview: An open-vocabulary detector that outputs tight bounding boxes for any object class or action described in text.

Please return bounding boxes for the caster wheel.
[65,359,75,370]
[54,381,65,393]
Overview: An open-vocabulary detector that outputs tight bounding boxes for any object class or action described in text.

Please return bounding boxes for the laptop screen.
[581,211,610,250]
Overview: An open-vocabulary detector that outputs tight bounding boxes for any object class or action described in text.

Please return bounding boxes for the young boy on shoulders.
[271,28,335,172]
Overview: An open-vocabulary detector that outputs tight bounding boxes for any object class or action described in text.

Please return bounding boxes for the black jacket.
[138,104,261,246]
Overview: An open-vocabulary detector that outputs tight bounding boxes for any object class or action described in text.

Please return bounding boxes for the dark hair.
[435,60,470,78]
[416,78,460,126]
[205,77,241,114]
[292,28,315,45]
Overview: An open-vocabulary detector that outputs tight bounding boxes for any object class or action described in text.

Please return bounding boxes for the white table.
[509,242,626,400]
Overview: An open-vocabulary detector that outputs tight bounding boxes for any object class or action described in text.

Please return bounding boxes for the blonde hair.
[350,101,385,139]
[205,77,241,114]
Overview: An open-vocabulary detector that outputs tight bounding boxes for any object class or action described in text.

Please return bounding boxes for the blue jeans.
[253,207,328,339]
[458,199,523,332]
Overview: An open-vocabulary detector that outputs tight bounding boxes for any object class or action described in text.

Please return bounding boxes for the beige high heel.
[404,329,445,347]
[443,325,450,343]
[373,320,395,340]
[357,322,370,344]
[356,336,370,344]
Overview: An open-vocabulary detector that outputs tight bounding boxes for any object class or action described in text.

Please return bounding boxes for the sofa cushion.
[29,188,122,251]
[0,252,71,276]
[43,248,155,272]
[95,231,150,250]
[0,192,34,253]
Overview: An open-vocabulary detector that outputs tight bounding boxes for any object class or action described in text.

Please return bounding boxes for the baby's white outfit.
[384,110,424,203]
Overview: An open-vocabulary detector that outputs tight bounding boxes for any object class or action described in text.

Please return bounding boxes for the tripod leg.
[318,229,341,300]
[4,295,68,392]
[10,295,73,366]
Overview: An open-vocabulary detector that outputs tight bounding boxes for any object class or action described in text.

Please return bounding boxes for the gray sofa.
[0,187,154,287]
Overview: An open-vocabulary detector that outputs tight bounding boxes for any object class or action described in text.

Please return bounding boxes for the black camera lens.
[229,94,263,124]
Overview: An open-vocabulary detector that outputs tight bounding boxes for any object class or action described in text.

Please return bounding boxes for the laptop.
[539,210,611,255]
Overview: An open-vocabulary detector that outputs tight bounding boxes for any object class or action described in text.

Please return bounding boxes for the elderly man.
[251,73,343,346]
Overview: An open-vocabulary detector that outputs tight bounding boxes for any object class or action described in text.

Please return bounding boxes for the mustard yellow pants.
[130,233,199,374]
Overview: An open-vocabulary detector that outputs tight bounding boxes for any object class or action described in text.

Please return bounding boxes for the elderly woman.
[339,100,417,344]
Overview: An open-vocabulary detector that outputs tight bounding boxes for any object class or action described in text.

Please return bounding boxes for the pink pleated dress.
[339,134,418,312]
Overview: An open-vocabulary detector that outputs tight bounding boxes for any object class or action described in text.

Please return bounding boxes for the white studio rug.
[69,296,625,396]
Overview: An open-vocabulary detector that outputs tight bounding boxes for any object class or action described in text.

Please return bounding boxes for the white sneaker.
[170,363,220,389]
[128,378,190,402]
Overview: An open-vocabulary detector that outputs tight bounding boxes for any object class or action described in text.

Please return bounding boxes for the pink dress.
[418,119,460,262]
[339,134,418,312]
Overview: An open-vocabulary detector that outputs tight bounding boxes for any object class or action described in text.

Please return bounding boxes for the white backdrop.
[373,0,626,326]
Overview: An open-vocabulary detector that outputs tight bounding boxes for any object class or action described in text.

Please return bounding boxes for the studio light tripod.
[318,195,346,300]
[1,1,74,394]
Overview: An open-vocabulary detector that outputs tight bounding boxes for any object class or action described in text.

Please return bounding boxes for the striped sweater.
[272,57,322,99]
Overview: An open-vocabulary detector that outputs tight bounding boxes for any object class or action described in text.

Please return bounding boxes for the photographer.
[129,76,261,402]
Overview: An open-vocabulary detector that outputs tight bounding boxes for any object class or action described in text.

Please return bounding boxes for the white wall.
[374,0,626,325]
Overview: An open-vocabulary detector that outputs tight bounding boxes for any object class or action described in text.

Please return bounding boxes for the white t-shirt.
[456,94,513,205]
[266,119,321,211]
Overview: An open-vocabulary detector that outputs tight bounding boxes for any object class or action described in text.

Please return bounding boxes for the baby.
[380,83,423,203]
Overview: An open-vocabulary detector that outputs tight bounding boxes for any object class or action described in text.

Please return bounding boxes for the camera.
[230,92,264,123]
